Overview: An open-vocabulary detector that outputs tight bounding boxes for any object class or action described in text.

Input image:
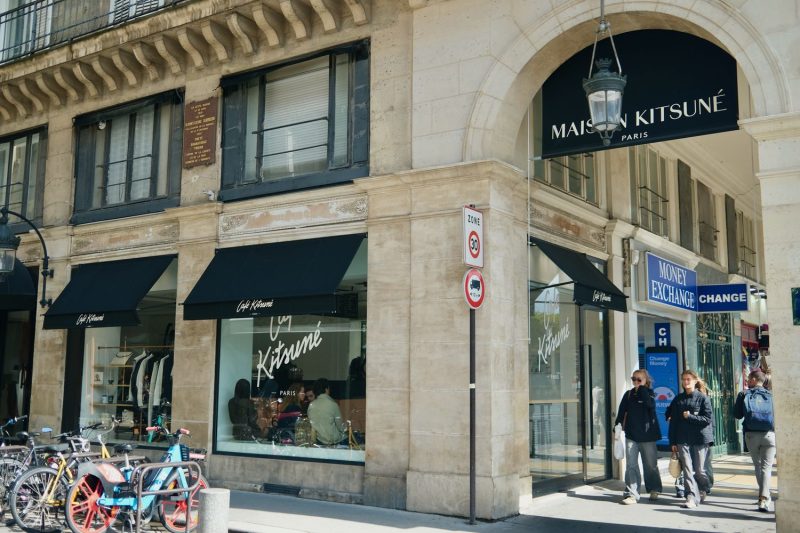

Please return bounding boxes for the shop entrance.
[0,309,35,430]
[697,313,738,455]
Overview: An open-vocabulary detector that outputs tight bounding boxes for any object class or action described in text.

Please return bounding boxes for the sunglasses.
[630,377,643,383]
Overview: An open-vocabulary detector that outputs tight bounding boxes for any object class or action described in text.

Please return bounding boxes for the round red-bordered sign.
[468,230,480,259]
[463,269,485,309]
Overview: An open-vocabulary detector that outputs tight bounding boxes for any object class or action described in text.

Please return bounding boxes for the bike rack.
[133,460,202,533]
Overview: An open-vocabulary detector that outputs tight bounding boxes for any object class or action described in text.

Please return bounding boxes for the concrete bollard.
[198,487,230,533]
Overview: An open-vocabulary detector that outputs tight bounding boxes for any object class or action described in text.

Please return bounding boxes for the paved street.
[0,454,775,533]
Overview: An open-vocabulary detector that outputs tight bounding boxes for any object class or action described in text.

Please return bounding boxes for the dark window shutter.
[221,83,245,189]
[351,44,370,165]
[725,194,738,274]
[677,160,694,252]
[74,126,95,213]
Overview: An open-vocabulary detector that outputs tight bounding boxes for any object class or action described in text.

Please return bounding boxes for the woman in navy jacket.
[667,369,714,509]
[615,369,662,504]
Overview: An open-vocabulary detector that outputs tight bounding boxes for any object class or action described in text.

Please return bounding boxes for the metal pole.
[469,307,476,524]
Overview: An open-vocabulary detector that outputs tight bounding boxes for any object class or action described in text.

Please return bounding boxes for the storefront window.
[213,241,367,462]
[76,259,177,446]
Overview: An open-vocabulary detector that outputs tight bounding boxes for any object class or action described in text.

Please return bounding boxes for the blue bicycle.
[64,426,207,533]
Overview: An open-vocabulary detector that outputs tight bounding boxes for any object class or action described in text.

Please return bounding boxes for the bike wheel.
[159,472,208,533]
[9,466,68,533]
[0,457,26,513]
[64,474,116,533]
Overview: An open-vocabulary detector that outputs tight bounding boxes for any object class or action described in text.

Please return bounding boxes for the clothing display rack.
[94,344,174,441]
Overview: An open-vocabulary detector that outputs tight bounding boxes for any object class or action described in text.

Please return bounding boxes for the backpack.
[744,388,774,431]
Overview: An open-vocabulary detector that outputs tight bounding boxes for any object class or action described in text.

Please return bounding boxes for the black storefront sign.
[542,30,738,158]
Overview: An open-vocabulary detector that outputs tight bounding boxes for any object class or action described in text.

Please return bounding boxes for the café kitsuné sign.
[541,30,738,158]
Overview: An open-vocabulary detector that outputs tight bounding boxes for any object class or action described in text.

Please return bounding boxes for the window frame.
[736,210,757,280]
[695,179,718,262]
[0,125,47,233]
[629,146,670,238]
[219,40,370,202]
[71,91,183,225]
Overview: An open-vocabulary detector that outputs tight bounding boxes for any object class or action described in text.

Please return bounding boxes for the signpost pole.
[469,307,476,525]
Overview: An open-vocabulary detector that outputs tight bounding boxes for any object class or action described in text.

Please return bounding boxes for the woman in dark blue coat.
[667,369,714,509]
[615,369,662,504]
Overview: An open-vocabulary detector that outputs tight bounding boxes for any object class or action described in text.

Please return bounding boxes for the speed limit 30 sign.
[463,206,483,268]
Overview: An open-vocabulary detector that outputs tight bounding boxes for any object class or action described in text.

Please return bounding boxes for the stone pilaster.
[741,112,800,533]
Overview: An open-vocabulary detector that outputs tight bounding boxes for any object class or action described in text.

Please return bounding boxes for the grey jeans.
[744,431,777,500]
[624,440,662,499]
[677,444,710,504]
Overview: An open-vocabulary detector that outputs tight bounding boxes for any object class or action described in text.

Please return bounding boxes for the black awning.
[0,260,36,311]
[530,237,627,313]
[43,255,175,329]
[183,233,365,320]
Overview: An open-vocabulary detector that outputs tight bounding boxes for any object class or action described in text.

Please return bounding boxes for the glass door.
[582,307,610,481]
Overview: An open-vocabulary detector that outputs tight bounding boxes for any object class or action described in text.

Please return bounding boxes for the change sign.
[697,283,749,312]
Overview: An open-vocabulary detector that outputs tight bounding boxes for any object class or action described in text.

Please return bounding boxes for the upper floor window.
[531,91,597,205]
[220,41,369,201]
[696,180,718,262]
[0,127,46,225]
[73,91,183,224]
[736,210,757,280]
[629,146,669,238]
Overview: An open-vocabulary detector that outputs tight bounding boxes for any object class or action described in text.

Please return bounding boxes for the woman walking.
[615,369,662,504]
[666,369,714,509]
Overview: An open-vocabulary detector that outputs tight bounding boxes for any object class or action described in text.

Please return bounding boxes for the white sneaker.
[682,499,697,509]
[620,496,637,505]
[700,491,706,503]
[758,498,770,512]
[649,491,658,501]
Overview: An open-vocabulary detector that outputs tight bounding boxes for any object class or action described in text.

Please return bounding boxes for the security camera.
[202,190,216,202]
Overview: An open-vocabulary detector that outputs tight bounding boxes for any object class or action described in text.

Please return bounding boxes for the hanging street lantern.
[582,1,626,146]
[0,211,20,280]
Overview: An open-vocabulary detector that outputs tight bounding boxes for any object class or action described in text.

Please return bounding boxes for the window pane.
[262,56,329,180]
[131,105,155,201]
[92,128,106,208]
[8,138,27,212]
[25,133,39,218]
[549,158,564,189]
[584,154,596,204]
[157,105,170,197]
[567,155,582,195]
[106,116,130,205]
[332,53,350,168]
[244,80,260,183]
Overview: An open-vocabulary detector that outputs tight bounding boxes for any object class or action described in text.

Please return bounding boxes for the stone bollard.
[198,487,230,533]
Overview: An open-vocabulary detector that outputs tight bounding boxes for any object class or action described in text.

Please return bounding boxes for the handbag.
[669,452,682,478]
[613,423,625,460]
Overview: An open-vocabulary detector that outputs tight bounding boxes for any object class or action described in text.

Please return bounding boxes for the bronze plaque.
[183,97,218,168]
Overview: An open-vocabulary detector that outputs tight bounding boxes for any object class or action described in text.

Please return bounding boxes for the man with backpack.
[734,370,776,512]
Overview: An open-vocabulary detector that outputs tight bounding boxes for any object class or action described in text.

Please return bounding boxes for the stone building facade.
[0,0,797,529]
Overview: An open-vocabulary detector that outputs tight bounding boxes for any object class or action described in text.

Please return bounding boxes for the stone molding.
[740,112,800,142]
[0,0,371,123]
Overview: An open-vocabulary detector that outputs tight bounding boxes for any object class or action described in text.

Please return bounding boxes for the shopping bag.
[613,423,625,460]
[669,452,681,478]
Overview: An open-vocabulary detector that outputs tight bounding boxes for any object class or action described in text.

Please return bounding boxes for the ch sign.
[463,206,484,268]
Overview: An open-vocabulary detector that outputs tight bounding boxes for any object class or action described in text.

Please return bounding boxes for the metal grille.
[697,313,739,455]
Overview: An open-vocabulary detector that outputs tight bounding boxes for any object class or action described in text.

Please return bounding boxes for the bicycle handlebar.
[1,415,27,428]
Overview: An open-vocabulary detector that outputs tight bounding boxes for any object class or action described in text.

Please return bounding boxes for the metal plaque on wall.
[183,96,219,168]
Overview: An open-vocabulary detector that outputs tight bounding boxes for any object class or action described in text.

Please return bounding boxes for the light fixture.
[749,285,758,295]
[0,207,53,307]
[97,120,106,130]
[582,0,626,146]
[757,289,767,299]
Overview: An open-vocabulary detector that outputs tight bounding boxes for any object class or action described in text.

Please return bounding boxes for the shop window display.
[214,244,367,462]
[77,260,177,446]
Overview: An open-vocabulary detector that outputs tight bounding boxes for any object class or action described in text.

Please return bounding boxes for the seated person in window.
[277,382,304,429]
[228,379,258,440]
[307,378,347,445]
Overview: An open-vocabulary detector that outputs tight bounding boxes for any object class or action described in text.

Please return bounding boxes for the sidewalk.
[227,453,777,533]
[0,453,775,532]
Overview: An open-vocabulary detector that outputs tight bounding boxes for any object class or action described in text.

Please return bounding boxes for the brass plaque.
[182,97,218,168]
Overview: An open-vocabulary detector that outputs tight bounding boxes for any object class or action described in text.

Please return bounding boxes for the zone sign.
[463,206,484,268]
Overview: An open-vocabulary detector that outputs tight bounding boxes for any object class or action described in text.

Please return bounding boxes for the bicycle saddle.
[36,443,69,454]
[114,443,137,454]
[15,432,30,440]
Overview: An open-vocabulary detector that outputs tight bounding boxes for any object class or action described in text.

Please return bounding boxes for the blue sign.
[645,253,697,311]
[697,283,749,312]
[645,347,680,448]
[654,323,671,347]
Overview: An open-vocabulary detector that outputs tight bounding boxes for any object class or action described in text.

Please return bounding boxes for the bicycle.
[65,425,208,533]
[7,423,108,533]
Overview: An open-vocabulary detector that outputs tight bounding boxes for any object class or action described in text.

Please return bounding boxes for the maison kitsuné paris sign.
[541,30,738,158]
